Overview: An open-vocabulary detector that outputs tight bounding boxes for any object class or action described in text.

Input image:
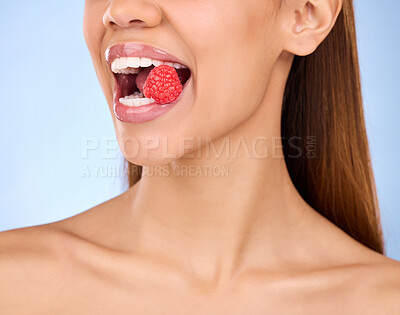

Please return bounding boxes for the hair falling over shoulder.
[126,0,384,254]
[282,0,384,253]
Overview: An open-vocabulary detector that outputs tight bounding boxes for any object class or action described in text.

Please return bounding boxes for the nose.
[103,0,163,29]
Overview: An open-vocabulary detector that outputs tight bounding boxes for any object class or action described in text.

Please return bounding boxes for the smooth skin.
[1,0,400,314]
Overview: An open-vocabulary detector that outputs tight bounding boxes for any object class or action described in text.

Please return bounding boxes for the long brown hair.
[126,0,384,253]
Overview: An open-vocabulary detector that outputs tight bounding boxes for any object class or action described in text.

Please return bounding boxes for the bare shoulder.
[0,224,77,312]
[329,251,400,314]
[0,188,129,269]
[358,255,400,313]
[297,209,400,313]
[0,190,130,312]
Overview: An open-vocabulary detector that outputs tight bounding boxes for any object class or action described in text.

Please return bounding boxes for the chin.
[125,157,177,167]
[118,135,198,167]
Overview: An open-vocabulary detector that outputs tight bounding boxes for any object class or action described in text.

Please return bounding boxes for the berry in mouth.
[112,57,191,107]
[143,65,183,105]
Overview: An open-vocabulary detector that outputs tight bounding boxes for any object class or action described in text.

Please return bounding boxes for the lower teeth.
[119,92,155,107]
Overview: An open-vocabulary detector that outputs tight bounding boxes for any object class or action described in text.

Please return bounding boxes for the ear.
[279,0,343,56]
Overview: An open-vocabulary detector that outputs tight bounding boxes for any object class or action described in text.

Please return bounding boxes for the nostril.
[128,19,146,26]
[108,18,146,29]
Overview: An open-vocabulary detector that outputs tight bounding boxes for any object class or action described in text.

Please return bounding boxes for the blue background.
[0,1,399,260]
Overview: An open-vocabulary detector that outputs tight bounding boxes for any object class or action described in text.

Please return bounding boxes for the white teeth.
[152,60,163,67]
[114,68,140,74]
[111,57,187,73]
[173,63,183,69]
[119,92,156,107]
[127,57,140,68]
[140,57,153,67]
[123,91,143,99]
[117,58,127,70]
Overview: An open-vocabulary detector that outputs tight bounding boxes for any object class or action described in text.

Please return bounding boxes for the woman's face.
[83,0,285,165]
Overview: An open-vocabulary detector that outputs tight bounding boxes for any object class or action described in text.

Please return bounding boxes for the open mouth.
[112,57,192,107]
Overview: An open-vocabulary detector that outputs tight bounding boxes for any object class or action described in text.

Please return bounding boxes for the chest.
[44,279,361,315]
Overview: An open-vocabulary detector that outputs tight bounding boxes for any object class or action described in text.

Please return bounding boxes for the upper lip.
[105,42,189,69]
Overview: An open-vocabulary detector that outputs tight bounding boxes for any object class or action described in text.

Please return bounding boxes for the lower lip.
[113,78,191,124]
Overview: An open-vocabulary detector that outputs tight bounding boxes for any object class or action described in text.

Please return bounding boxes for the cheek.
[83,1,110,96]
[170,1,279,135]
[83,1,103,55]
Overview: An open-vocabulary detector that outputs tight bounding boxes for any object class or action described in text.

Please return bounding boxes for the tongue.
[136,66,154,95]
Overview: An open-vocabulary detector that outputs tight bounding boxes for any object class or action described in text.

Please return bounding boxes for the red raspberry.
[143,65,183,105]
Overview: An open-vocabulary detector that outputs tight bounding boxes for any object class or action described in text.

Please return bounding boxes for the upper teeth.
[111,57,186,74]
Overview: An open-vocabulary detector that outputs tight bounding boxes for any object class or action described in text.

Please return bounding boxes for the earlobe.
[281,0,342,56]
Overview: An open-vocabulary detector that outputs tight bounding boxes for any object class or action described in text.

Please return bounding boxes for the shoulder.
[287,251,400,313]
[0,187,135,278]
[0,184,136,266]
[359,257,400,313]
[0,223,72,265]
[0,224,79,311]
[333,254,400,314]
[0,190,130,311]
[294,208,400,313]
